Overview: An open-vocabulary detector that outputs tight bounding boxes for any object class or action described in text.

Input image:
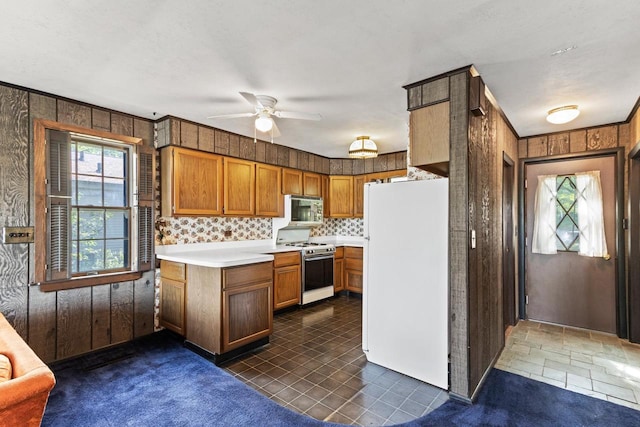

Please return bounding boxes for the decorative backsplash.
[310,218,364,237]
[407,166,441,181]
[156,216,272,245]
[155,216,364,245]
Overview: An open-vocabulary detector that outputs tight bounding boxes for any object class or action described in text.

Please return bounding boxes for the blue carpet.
[43,332,640,426]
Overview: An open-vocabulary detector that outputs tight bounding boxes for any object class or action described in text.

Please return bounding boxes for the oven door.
[302,255,334,292]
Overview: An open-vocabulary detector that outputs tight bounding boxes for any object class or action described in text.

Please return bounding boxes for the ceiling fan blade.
[206,112,256,119]
[273,110,322,121]
[271,120,281,138]
[239,92,263,108]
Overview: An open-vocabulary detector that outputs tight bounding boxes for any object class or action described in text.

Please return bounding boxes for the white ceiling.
[1,1,639,158]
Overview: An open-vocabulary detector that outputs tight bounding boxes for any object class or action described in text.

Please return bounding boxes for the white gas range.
[276,228,335,305]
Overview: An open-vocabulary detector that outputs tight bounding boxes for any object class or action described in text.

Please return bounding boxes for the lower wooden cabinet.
[181,261,273,355]
[344,247,363,293]
[334,246,345,292]
[159,260,186,335]
[273,251,301,310]
[223,281,272,351]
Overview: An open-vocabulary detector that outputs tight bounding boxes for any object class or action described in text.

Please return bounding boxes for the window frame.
[34,119,145,291]
[555,174,580,252]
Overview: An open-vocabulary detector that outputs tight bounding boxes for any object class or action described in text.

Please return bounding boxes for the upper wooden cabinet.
[303,172,322,197]
[224,158,255,215]
[329,175,353,217]
[161,146,223,216]
[282,168,303,195]
[353,175,366,218]
[322,175,330,217]
[255,163,282,217]
[409,101,450,177]
[366,169,407,182]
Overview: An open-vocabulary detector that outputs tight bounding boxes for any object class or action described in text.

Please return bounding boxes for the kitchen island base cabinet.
[185,261,273,357]
[159,260,187,335]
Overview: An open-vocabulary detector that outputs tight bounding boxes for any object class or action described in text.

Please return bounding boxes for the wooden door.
[503,155,516,330]
[224,158,255,215]
[345,247,363,293]
[329,175,353,217]
[334,247,344,292]
[256,163,282,217]
[222,281,272,352]
[322,174,330,217]
[525,156,617,333]
[159,277,185,335]
[274,265,301,309]
[282,168,303,195]
[303,172,322,196]
[353,175,366,218]
[409,101,450,176]
[166,147,223,216]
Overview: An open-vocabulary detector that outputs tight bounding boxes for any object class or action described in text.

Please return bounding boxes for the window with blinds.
[35,120,154,288]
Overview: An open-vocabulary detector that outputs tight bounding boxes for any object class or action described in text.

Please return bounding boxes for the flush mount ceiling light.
[546,105,580,124]
[255,113,273,132]
[349,136,378,159]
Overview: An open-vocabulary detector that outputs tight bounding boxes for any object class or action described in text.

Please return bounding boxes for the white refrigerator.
[362,178,448,389]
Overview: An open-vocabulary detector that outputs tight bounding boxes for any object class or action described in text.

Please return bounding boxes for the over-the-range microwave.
[287,195,323,227]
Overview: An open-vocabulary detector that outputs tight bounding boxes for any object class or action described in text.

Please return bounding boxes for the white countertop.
[310,236,365,247]
[155,236,365,268]
[155,240,301,268]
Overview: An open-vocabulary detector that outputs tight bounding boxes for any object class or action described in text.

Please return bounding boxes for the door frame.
[629,142,640,342]
[503,152,516,329]
[518,147,627,337]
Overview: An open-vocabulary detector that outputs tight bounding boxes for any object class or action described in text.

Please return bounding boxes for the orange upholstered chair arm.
[0,313,56,427]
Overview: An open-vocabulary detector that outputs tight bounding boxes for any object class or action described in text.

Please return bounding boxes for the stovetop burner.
[284,242,326,247]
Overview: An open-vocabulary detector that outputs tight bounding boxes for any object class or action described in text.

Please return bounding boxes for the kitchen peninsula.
[155,237,364,362]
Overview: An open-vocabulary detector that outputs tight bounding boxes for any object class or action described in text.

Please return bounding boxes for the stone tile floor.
[496,319,640,411]
[222,293,448,426]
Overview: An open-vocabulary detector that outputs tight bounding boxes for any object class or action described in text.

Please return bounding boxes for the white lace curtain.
[532,171,608,257]
[575,171,608,257]
[532,175,558,254]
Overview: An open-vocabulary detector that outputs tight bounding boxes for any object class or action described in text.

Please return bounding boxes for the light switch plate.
[3,226,34,244]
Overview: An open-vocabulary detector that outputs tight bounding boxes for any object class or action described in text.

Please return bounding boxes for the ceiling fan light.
[349,136,378,159]
[255,114,273,132]
[546,105,580,124]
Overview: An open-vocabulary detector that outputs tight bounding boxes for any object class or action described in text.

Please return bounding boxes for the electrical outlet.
[3,226,34,244]
[224,229,232,238]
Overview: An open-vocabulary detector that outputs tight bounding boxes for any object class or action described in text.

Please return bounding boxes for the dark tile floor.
[222,293,448,426]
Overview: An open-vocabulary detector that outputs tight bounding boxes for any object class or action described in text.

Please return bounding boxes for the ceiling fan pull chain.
[271,127,274,144]
[254,126,257,143]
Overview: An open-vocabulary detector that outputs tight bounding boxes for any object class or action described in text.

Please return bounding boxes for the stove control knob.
[308,249,314,254]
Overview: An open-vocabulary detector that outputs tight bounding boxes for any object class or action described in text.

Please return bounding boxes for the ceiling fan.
[207,92,322,141]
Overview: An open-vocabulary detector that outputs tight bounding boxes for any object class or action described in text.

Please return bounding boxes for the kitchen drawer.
[334,246,344,258]
[223,261,273,289]
[160,260,186,281]
[345,246,363,259]
[345,257,363,271]
[273,251,301,268]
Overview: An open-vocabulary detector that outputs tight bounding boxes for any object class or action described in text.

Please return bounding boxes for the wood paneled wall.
[407,67,518,400]
[156,116,407,176]
[156,116,332,175]
[518,122,633,225]
[0,81,156,362]
[467,86,519,396]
